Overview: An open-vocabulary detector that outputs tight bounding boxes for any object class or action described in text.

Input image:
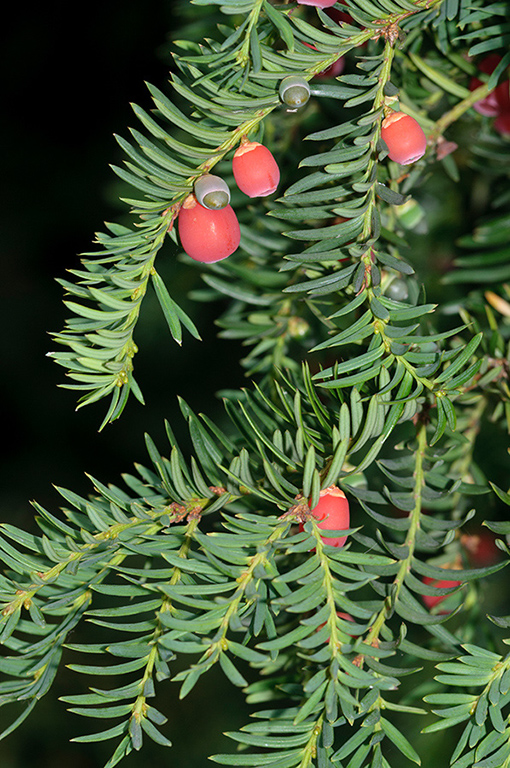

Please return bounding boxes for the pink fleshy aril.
[178,194,240,263]
[299,486,350,548]
[470,76,510,116]
[469,55,510,119]
[381,111,427,165]
[478,54,503,75]
[232,142,280,198]
[422,577,461,612]
[461,530,503,567]
[304,44,345,79]
[495,111,510,135]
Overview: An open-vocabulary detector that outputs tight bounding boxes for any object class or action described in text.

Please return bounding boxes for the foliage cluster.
[2,0,510,766]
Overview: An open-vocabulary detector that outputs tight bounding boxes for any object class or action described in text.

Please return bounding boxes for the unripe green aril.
[287,316,310,339]
[385,278,408,301]
[194,174,230,210]
[279,75,310,108]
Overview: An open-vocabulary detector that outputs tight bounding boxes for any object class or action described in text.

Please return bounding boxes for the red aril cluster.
[381,111,427,165]
[494,113,510,134]
[299,485,350,548]
[470,55,510,135]
[177,141,280,261]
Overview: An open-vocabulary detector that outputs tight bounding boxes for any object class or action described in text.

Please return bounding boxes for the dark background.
[2,1,171,517]
[1,4,248,766]
[1,1,245,523]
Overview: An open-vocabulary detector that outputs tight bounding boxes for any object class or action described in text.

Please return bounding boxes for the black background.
[1,1,244,524]
[2,1,172,516]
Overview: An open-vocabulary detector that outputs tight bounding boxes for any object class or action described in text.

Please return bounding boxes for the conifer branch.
[4,0,510,765]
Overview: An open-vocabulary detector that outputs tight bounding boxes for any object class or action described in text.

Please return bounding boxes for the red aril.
[470,78,503,116]
[318,612,356,640]
[469,55,510,122]
[381,111,427,165]
[461,530,502,567]
[178,194,240,263]
[304,44,345,78]
[422,577,461,611]
[232,141,280,198]
[495,111,510,135]
[299,486,350,548]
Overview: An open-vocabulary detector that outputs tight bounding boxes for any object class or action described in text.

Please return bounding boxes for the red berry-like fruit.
[470,78,502,116]
[381,111,427,165]
[232,141,280,198]
[304,44,345,78]
[469,55,510,118]
[471,80,510,117]
[422,577,461,611]
[299,486,350,548]
[319,56,345,79]
[461,530,502,567]
[178,194,240,263]
[495,111,510,135]
[318,612,356,641]
[495,81,510,115]
[479,53,504,75]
